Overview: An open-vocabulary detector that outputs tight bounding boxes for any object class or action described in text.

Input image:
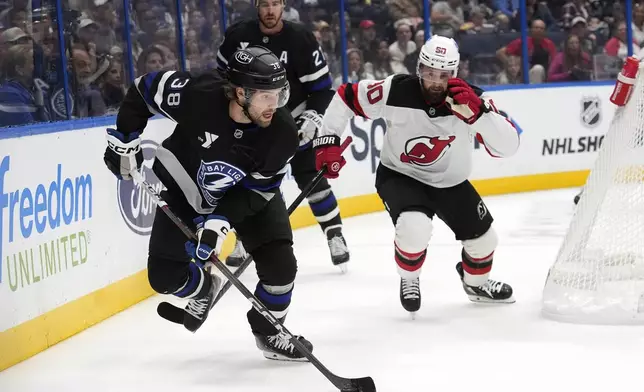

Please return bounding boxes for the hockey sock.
[308,189,343,236]
[394,242,427,279]
[173,262,211,299]
[461,248,493,287]
[248,282,294,336]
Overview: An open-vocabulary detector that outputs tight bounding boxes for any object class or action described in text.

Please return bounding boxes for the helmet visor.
[417,64,452,84]
[246,82,290,109]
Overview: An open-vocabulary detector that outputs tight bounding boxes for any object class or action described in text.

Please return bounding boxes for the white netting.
[542,62,644,324]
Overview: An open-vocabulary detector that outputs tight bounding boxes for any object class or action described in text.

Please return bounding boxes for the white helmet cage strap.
[417,35,460,77]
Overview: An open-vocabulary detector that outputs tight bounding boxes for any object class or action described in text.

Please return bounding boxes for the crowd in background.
[0,0,641,127]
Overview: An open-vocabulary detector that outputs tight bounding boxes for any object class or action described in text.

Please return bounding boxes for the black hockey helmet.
[226,46,287,90]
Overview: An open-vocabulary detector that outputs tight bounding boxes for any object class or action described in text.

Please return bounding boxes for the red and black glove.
[445,78,490,124]
[312,135,347,179]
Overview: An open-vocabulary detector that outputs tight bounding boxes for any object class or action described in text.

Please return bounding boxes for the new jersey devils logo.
[400,136,456,166]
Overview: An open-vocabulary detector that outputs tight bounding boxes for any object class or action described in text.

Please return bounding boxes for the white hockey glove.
[295,110,323,148]
[104,128,143,180]
[193,215,231,262]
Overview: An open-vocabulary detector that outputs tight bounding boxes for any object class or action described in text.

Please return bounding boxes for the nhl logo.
[263,36,269,43]
[234,129,243,139]
[428,107,436,116]
[580,96,601,128]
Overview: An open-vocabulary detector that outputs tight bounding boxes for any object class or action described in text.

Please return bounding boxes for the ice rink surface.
[2,188,644,392]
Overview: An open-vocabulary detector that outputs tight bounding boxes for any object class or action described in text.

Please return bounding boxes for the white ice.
[2,188,644,392]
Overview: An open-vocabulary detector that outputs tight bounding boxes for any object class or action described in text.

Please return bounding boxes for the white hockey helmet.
[417,35,460,77]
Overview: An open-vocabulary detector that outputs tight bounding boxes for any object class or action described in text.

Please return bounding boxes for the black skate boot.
[400,277,421,317]
[225,238,247,267]
[183,272,222,332]
[327,228,350,272]
[455,262,515,303]
[253,332,313,362]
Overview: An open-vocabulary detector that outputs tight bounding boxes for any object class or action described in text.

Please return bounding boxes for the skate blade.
[262,351,310,362]
[409,311,417,320]
[337,262,349,274]
[468,294,516,304]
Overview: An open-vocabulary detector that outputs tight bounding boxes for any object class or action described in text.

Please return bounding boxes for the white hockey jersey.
[319,74,520,188]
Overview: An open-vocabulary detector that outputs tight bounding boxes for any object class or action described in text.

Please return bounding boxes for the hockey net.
[542,61,644,324]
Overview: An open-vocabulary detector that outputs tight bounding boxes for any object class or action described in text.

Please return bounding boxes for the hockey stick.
[156,136,353,324]
[130,167,376,392]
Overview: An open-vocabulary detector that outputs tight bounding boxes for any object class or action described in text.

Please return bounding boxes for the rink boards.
[0,82,613,370]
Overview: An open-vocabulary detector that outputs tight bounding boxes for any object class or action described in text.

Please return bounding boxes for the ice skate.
[225,238,247,267]
[254,331,313,362]
[400,277,421,318]
[327,228,350,272]
[183,272,222,332]
[456,262,515,303]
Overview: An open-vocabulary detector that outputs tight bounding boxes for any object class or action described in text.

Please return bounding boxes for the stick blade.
[157,301,185,324]
[340,376,376,392]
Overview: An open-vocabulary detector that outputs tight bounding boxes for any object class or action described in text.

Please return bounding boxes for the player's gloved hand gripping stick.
[130,136,374,392]
[156,136,353,325]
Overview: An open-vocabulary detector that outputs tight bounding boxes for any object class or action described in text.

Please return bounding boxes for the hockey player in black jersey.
[216,0,350,272]
[103,46,313,361]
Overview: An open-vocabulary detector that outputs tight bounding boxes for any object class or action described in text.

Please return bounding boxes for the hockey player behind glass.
[216,0,350,272]
[103,46,313,360]
[313,35,519,317]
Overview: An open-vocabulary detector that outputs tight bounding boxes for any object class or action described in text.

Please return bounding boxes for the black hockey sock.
[173,262,211,299]
[308,189,343,236]
[247,282,293,336]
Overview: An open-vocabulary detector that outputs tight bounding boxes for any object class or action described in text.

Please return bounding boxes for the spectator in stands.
[604,21,640,59]
[0,45,50,126]
[496,19,557,83]
[561,0,590,30]
[71,45,107,117]
[137,46,165,76]
[154,43,178,70]
[358,19,379,64]
[494,0,519,18]
[388,22,415,74]
[404,29,424,74]
[496,55,522,85]
[632,3,644,45]
[547,34,592,82]
[387,0,422,23]
[569,16,596,54]
[90,0,118,55]
[372,40,395,79]
[430,0,464,38]
[511,0,556,31]
[333,48,374,88]
[460,6,495,34]
[100,59,125,113]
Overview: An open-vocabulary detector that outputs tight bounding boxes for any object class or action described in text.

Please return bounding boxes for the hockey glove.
[104,128,143,180]
[295,110,323,149]
[312,134,346,179]
[445,78,490,125]
[193,215,230,262]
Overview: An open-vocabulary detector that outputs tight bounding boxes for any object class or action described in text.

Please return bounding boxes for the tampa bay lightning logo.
[197,160,246,206]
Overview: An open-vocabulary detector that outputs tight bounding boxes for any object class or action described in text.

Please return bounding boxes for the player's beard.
[422,86,447,105]
[259,8,282,29]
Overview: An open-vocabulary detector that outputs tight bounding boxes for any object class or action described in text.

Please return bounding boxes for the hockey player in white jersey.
[312,35,520,316]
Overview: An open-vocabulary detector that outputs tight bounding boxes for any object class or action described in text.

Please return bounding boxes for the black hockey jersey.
[116,70,299,218]
[216,20,334,118]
